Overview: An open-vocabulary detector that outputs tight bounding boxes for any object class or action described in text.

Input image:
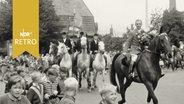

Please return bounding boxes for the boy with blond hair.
[99,83,117,104]
[59,77,78,104]
[27,71,44,104]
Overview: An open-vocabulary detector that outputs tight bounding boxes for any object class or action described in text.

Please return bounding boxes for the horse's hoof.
[88,89,92,93]
[91,86,94,90]
[118,100,125,104]
[79,85,82,89]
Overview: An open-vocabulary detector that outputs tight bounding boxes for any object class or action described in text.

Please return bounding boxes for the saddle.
[122,53,141,80]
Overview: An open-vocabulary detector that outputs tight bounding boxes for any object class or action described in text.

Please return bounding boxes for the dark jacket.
[58,95,75,104]
[0,93,31,104]
[26,84,44,104]
[75,38,90,53]
[60,38,72,54]
[124,29,145,53]
[90,39,99,54]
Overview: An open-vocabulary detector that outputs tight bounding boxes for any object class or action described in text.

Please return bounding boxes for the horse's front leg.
[86,68,91,92]
[102,69,105,82]
[68,68,72,77]
[147,81,158,103]
[93,70,98,88]
[78,70,82,89]
[145,81,158,104]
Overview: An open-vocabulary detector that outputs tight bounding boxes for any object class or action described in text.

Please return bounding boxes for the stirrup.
[128,72,133,79]
[161,74,165,78]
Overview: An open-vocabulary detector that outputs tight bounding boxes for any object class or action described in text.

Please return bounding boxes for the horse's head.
[57,41,68,55]
[49,42,57,55]
[98,41,105,53]
[80,36,87,48]
[157,33,172,58]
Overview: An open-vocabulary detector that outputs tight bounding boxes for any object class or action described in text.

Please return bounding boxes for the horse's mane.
[52,44,58,55]
[148,35,160,52]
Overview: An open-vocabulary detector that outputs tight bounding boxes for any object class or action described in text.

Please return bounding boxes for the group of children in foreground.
[0,65,118,104]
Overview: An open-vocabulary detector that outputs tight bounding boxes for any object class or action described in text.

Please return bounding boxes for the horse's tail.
[110,53,121,86]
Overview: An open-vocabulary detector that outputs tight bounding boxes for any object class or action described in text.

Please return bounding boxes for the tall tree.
[162,9,184,41]
[0,0,12,41]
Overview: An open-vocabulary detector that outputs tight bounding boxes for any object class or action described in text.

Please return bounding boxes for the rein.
[144,49,160,55]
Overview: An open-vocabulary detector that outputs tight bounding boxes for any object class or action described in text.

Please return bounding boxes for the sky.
[83,0,184,36]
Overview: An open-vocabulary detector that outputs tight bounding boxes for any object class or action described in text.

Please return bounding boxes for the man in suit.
[90,34,99,55]
[75,32,90,53]
[123,19,148,78]
[60,32,72,54]
[90,34,107,69]
[73,32,90,67]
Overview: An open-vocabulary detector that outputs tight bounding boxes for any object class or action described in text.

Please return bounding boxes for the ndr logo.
[20,29,32,38]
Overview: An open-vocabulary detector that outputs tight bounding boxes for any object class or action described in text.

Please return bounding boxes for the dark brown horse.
[110,33,172,104]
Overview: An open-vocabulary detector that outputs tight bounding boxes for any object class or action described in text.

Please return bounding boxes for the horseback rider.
[74,32,90,66]
[75,32,90,54]
[90,34,108,69]
[60,32,73,54]
[123,19,146,78]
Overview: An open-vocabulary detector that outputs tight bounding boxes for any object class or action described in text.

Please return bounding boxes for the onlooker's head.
[135,19,142,30]
[17,68,26,78]
[59,67,68,79]
[47,67,58,83]
[62,32,67,39]
[94,33,98,40]
[7,75,25,98]
[30,71,42,83]
[51,64,60,75]
[64,77,78,96]
[99,83,117,104]
[80,32,84,38]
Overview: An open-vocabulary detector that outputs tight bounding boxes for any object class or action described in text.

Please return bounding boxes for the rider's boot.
[161,71,165,78]
[128,60,135,79]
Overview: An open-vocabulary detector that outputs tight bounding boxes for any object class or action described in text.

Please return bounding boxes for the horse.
[76,36,91,92]
[171,45,183,71]
[92,41,106,88]
[48,42,60,65]
[110,33,172,104]
[57,41,72,77]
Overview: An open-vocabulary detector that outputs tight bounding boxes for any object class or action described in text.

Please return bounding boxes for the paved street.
[0,69,184,104]
[75,69,184,104]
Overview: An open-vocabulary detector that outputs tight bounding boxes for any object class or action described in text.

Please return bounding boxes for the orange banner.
[13,0,39,58]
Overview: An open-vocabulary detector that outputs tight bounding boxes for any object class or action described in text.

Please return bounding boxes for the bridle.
[145,33,169,55]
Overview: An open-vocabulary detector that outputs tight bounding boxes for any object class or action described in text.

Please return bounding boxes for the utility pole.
[145,0,149,29]
[169,0,176,11]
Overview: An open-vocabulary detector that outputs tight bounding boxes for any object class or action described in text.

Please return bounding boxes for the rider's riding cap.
[62,32,67,36]
[94,33,98,37]
[80,32,84,37]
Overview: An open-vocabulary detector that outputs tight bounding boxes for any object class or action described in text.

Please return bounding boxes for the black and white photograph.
[0,0,184,104]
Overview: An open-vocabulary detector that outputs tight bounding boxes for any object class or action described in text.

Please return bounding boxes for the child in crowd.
[43,67,59,104]
[4,72,18,93]
[59,77,78,104]
[57,67,68,100]
[0,75,31,104]
[99,83,117,104]
[27,71,44,104]
[16,67,29,95]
